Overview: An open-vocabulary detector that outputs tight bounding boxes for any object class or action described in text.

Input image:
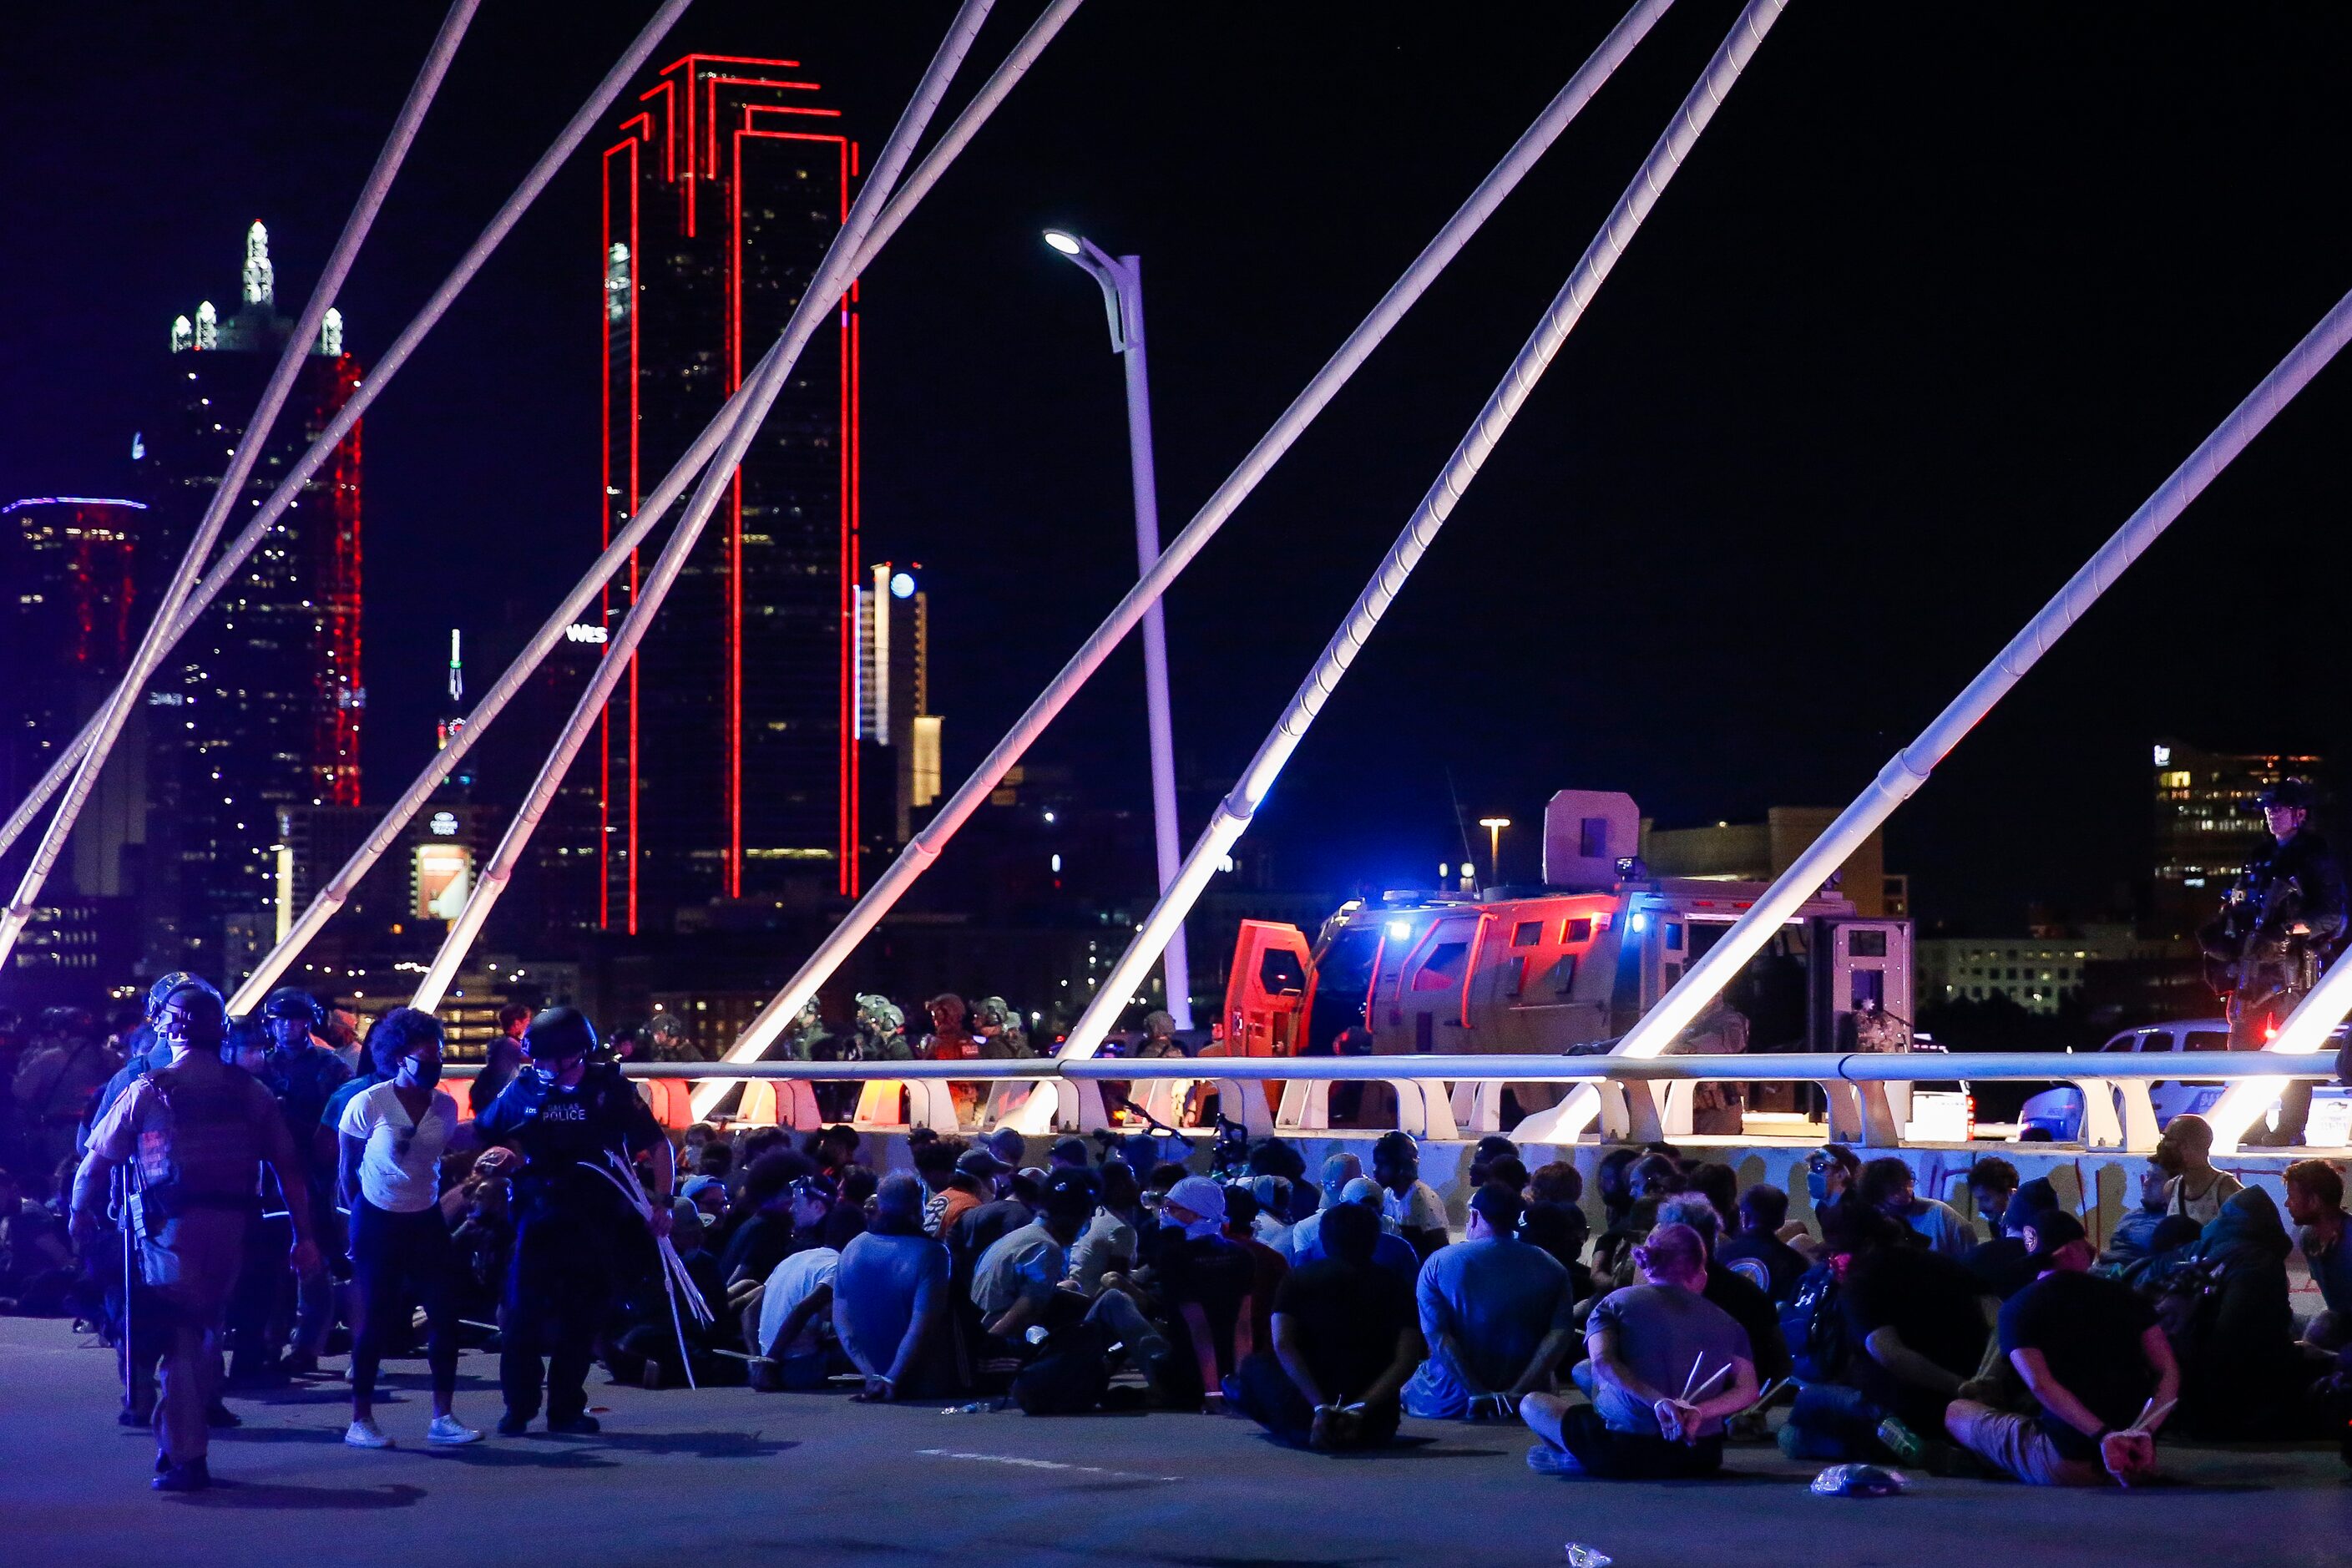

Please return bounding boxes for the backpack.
[1781,1262,1850,1384]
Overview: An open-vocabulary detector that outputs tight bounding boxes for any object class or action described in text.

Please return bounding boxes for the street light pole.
[1046,230,1192,1029]
[1478,817,1511,888]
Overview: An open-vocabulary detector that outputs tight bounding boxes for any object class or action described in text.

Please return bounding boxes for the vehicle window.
[1550,954,1578,995]
[2100,1033,2137,1052]
[1564,918,1593,943]
[1848,928,1889,959]
[1504,956,1527,999]
[1411,941,1470,991]
[2183,1031,2229,1053]
[1257,948,1307,997]
[1664,922,1684,951]
[1511,920,1543,949]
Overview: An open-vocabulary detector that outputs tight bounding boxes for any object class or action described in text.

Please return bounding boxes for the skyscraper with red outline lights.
[591,53,862,934]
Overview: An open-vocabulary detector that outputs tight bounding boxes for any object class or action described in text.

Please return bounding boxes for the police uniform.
[477,1057,664,1428]
[75,1048,308,1475]
[2203,803,2348,1143]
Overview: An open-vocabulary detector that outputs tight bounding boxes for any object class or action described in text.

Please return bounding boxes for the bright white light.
[1460,863,1474,878]
[888,571,915,599]
[1629,913,1650,933]
[1386,919,1413,942]
[1050,853,1062,873]
[1043,230,1082,255]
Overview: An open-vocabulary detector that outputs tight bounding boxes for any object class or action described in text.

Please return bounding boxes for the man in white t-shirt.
[756,1247,842,1389]
[1373,1132,1450,1259]
[335,1007,480,1449]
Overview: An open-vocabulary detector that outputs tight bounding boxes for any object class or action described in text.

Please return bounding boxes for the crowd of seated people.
[11,984,2352,1495]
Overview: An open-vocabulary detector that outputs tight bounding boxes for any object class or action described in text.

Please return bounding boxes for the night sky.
[8,3,2352,930]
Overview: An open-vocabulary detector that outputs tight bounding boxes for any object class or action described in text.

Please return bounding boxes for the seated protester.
[1521,1161,1591,1269]
[1468,1135,1521,1191]
[1593,1148,1644,1233]
[1066,1160,1142,1296]
[753,1238,842,1391]
[1222,1184,1291,1359]
[2099,1165,2191,1273]
[1138,1177,1259,1410]
[1653,1194,1792,1385]
[1946,1210,2177,1486]
[1857,1156,1976,1259]
[611,1201,738,1389]
[681,1175,730,1224]
[1402,1185,1578,1420]
[1290,1177,1424,1287]
[807,1123,861,1179]
[908,1138,964,1241]
[948,1166,1040,1290]
[718,1156,821,1291]
[1247,1136,1318,1223]
[1521,1222,1758,1479]
[2157,1184,2306,1439]
[2153,1114,2244,1226]
[1687,1163,1740,1239]
[0,1165,75,1314]
[1227,1201,1423,1450]
[2284,1159,2352,1349]
[1952,1174,2051,1298]
[1783,1145,1863,1261]
[1247,1175,1296,1256]
[1965,1156,2021,1236]
[1371,1132,1451,1260]
[834,1173,959,1403]
[930,1147,1000,1242]
[1836,1199,1990,1459]
[973,1171,1169,1414]
[1716,1183,1808,1306]
[1135,1161,1190,1271]
[1621,1153,1686,1237]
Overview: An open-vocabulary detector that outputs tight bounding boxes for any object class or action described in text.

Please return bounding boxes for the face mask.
[399,1056,443,1090]
[1806,1169,1829,1203]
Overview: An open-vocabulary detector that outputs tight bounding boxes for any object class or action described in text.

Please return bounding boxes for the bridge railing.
[443,1050,2344,1155]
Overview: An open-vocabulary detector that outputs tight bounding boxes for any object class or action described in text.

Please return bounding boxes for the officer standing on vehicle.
[69,979,320,1492]
[2201,778,2348,1145]
[475,1006,674,1435]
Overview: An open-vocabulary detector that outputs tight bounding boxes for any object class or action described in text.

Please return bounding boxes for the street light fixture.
[1045,227,1191,1028]
[1478,817,1511,888]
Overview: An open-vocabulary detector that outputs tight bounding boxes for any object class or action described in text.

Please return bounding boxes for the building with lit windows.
[588,53,861,933]
[1914,928,2168,1015]
[2150,738,2328,938]
[852,561,940,849]
[139,222,364,974]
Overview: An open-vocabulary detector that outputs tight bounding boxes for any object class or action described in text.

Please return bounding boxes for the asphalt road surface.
[5,1316,2347,1568]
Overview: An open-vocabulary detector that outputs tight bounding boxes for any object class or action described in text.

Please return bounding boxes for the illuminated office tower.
[852,561,941,848]
[593,53,861,932]
[140,221,364,971]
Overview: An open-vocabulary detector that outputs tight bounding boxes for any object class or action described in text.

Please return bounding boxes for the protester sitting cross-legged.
[1402,1183,1577,1421]
[1134,1176,1259,1411]
[972,1169,1170,1414]
[1066,1159,1142,1295]
[1946,1209,2179,1486]
[1651,1193,1791,1388]
[832,1173,959,1403]
[335,1008,480,1449]
[1227,1201,1424,1450]
[751,1199,842,1392]
[1520,1222,1758,1479]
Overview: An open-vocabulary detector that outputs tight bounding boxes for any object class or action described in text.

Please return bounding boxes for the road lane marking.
[916,1448,1180,1483]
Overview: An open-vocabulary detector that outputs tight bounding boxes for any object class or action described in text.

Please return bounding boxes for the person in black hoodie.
[2147,1185,2306,1438]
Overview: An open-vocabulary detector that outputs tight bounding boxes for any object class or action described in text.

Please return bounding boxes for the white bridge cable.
[0,0,487,970]
[1513,280,2352,1146]
[408,0,1007,1014]
[226,0,1089,1013]
[714,0,1683,1080]
[1060,0,1792,1060]
[1,0,700,867]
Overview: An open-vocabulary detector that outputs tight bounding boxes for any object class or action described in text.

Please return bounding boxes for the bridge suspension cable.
[1061,0,1792,1061]
[0,0,489,973]
[707,0,1683,1096]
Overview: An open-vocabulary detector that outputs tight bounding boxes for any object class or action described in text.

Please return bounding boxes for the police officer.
[257,987,349,1373]
[475,1006,674,1435]
[2201,778,2348,1145]
[70,979,319,1492]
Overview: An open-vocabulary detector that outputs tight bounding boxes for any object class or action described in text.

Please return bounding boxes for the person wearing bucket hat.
[2197,776,2345,1144]
[1945,1207,2179,1487]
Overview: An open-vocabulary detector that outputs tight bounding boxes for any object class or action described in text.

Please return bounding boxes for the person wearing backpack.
[68,980,321,1493]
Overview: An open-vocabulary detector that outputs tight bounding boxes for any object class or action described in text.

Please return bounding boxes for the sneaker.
[344,1418,394,1449]
[495,1411,533,1437]
[1526,1443,1584,1476]
[150,1458,210,1493]
[426,1414,483,1447]
[546,1413,601,1435]
[1875,1415,1925,1465]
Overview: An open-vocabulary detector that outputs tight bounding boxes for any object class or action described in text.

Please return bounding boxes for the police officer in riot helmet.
[475,1006,675,1435]
[2199,777,2348,1145]
[70,979,321,1491]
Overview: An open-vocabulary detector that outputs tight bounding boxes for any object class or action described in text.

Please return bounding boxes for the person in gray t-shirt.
[1521,1223,1756,1479]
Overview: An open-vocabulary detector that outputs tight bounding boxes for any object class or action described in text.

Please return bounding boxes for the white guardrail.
[438,1050,2345,1155]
